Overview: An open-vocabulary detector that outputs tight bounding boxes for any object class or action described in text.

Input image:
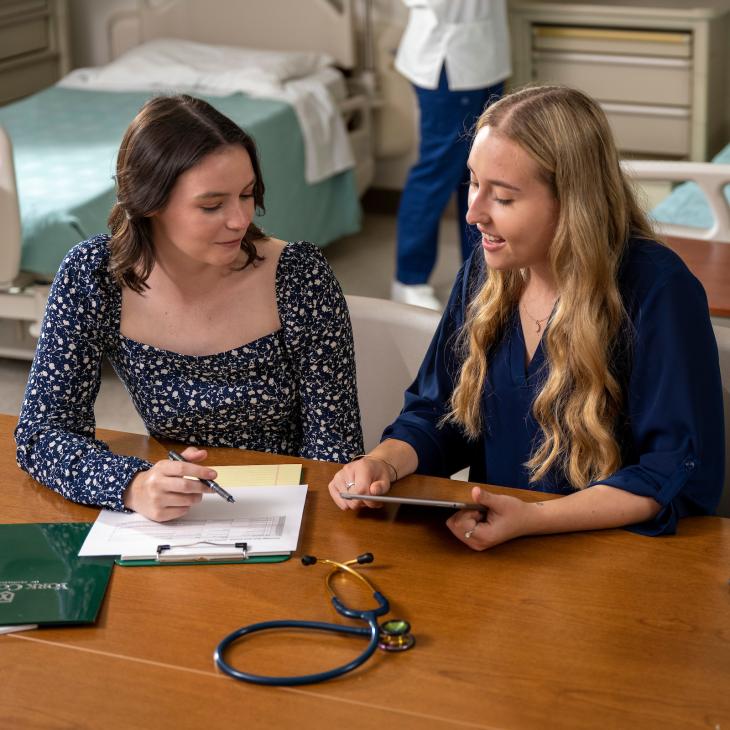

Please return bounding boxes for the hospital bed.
[0,0,376,359]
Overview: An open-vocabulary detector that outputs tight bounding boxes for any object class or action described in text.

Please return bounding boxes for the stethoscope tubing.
[214,615,380,686]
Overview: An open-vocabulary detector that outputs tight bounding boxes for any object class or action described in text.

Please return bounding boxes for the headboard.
[104,0,358,68]
[68,0,415,161]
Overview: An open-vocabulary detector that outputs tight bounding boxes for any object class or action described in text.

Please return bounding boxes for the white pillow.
[70,38,335,91]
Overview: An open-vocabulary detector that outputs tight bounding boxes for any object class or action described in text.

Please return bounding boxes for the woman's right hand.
[328,457,393,510]
[123,446,215,522]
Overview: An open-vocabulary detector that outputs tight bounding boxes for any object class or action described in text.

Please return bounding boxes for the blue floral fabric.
[16,236,363,510]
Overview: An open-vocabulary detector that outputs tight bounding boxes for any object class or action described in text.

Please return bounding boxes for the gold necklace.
[521,302,552,333]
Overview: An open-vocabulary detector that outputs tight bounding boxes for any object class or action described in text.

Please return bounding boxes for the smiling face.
[150,144,256,268]
[466,125,559,277]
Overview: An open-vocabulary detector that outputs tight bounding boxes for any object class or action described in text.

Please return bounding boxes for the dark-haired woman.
[16,94,363,522]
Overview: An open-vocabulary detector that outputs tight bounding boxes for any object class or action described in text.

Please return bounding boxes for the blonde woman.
[328,86,724,548]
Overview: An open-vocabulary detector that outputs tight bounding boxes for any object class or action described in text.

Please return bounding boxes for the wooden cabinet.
[508,0,730,160]
[0,0,70,105]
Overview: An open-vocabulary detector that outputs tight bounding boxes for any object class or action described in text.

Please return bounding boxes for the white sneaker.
[391,281,442,311]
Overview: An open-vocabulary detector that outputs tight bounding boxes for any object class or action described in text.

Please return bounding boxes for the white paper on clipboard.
[78,484,307,560]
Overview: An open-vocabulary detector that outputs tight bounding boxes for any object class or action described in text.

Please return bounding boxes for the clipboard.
[116,464,305,565]
[115,540,291,567]
[80,484,308,567]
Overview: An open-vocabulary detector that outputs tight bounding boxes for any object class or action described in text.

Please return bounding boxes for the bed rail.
[0,125,51,359]
[622,159,730,242]
[0,125,21,287]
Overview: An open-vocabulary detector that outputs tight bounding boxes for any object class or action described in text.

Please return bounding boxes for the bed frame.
[0,0,375,359]
[623,159,730,242]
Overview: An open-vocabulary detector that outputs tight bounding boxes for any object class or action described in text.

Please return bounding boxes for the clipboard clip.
[155,541,249,563]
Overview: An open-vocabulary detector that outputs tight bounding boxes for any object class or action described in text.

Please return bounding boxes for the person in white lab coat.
[392,0,511,310]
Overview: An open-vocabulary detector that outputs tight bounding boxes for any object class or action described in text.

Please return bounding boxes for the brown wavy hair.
[108,94,266,292]
[447,86,655,489]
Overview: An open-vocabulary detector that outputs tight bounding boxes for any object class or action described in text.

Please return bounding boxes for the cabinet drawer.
[0,12,50,62]
[602,103,690,157]
[533,25,691,58]
[533,50,691,106]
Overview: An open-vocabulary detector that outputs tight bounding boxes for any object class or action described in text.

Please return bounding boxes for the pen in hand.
[167,450,235,503]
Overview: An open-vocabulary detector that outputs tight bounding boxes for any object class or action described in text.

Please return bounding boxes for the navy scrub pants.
[396,67,504,285]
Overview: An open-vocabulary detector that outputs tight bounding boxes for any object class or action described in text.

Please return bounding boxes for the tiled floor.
[0,209,462,434]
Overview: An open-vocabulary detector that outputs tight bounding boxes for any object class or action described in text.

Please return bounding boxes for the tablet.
[339,492,486,512]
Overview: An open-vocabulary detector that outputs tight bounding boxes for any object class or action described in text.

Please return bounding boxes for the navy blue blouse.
[383,238,725,535]
[16,236,363,511]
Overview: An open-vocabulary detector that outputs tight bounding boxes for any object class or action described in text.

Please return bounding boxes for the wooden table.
[664,235,730,318]
[1,414,729,730]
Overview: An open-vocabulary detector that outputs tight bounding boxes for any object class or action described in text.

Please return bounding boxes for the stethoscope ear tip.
[301,555,318,566]
[356,552,374,564]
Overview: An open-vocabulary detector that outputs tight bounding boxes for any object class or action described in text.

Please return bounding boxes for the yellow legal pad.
[209,464,302,488]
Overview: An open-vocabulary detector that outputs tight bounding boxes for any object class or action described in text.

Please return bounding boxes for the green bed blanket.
[0,87,360,279]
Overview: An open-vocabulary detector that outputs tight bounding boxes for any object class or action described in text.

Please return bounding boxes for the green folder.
[0,523,114,626]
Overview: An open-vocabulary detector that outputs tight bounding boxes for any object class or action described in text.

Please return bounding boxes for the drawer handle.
[601,102,690,118]
[533,50,690,69]
[534,26,689,46]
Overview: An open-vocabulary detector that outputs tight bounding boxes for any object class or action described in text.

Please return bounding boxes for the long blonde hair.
[448,86,654,489]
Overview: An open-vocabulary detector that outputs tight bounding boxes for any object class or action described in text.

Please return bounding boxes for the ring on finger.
[345,481,356,491]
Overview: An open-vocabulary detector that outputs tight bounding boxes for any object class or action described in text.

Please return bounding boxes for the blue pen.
[168,450,235,503]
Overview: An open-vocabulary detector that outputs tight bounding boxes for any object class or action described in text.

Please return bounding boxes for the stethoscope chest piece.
[378,618,415,652]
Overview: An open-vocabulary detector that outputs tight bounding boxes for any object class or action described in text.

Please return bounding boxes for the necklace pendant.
[535,322,541,333]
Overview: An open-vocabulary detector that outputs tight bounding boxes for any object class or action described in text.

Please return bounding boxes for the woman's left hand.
[446,486,536,550]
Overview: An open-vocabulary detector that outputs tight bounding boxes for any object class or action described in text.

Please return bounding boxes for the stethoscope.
[214,553,415,686]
